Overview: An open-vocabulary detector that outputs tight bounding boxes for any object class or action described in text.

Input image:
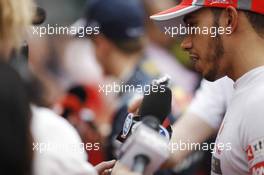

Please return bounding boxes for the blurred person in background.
[26,35,115,175]
[0,0,116,173]
[27,33,141,174]
[28,35,111,165]
[0,0,34,173]
[0,62,33,175]
[0,0,34,61]
[79,0,158,161]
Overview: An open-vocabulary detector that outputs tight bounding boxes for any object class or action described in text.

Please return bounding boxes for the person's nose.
[180,35,192,51]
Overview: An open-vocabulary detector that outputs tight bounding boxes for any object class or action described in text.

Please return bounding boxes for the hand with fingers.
[111,162,142,175]
[95,160,116,175]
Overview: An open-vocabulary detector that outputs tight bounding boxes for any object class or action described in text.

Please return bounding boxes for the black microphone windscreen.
[138,86,171,124]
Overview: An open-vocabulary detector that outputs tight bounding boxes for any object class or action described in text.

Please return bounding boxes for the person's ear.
[94,35,112,55]
[224,6,239,34]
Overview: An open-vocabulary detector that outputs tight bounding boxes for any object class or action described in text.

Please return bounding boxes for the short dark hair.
[111,37,145,54]
[210,8,264,37]
[243,11,264,36]
[211,8,223,22]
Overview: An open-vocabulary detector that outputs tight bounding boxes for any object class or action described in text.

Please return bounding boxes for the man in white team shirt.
[150,0,264,174]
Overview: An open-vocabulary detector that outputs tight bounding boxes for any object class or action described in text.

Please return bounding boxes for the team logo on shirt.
[250,162,264,175]
[247,139,264,163]
[247,145,254,161]
[247,138,264,174]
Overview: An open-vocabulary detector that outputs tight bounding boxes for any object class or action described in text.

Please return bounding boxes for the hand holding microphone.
[112,162,142,175]
[117,76,172,143]
[118,116,170,175]
[117,76,172,175]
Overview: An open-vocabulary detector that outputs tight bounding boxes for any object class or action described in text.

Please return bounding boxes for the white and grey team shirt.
[187,76,234,129]
[211,66,264,175]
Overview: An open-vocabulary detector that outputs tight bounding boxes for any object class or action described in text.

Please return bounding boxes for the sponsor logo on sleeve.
[247,138,264,174]
[250,162,264,175]
[247,139,264,163]
[247,145,254,161]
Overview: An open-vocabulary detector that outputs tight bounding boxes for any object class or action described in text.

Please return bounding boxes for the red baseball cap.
[151,0,264,21]
[150,0,264,35]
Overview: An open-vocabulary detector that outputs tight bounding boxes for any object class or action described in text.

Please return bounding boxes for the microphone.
[131,116,159,173]
[117,76,172,174]
[117,76,172,143]
[138,85,171,123]
[118,116,170,175]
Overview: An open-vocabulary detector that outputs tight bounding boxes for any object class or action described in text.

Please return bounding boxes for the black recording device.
[117,76,172,175]
[117,75,173,143]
